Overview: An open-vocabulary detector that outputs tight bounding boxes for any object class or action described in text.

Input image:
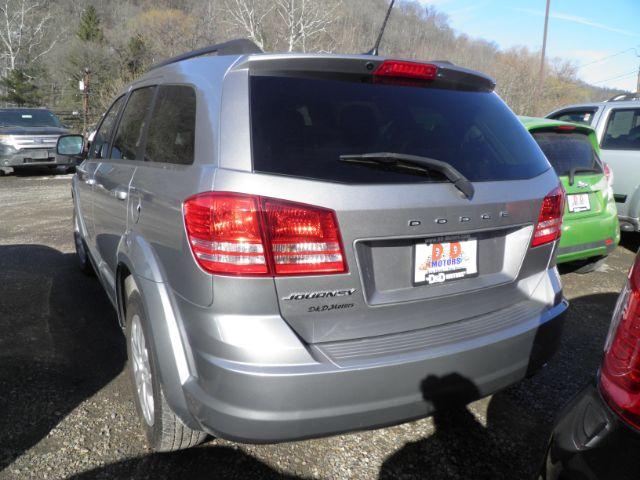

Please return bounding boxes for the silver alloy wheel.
[131,314,155,426]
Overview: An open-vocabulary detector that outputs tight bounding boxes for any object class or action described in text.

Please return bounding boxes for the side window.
[144,85,196,165]
[87,96,125,160]
[549,110,595,126]
[602,109,640,151]
[111,87,156,161]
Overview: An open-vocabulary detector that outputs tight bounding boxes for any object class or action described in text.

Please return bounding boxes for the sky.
[416,0,640,91]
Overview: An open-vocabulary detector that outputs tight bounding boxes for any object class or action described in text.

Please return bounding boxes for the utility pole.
[637,64,640,93]
[82,68,90,135]
[538,0,551,91]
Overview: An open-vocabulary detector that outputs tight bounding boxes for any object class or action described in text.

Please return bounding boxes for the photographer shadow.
[380,292,617,480]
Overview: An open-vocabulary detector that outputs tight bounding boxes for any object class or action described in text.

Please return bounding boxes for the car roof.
[548,98,640,115]
[126,39,496,95]
[519,115,596,133]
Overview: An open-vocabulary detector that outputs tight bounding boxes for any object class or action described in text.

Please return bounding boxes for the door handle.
[112,188,128,201]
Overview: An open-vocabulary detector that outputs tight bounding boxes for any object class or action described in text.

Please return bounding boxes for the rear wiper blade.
[339,152,474,199]
[568,167,600,186]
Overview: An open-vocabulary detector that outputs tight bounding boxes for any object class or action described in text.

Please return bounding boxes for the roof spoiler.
[148,38,263,71]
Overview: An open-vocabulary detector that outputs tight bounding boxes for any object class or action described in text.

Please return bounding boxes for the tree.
[76,5,104,43]
[275,0,335,52]
[128,9,203,59]
[222,0,273,51]
[0,0,57,71]
[0,67,41,105]
[124,34,148,75]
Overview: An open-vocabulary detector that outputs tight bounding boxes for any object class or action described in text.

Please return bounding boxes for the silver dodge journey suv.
[58,39,568,451]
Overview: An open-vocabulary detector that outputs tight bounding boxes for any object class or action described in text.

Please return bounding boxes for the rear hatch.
[217,56,559,344]
[530,127,608,220]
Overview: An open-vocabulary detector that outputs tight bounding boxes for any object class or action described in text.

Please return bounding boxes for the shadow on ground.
[66,446,311,479]
[0,244,125,471]
[620,232,640,254]
[3,166,74,177]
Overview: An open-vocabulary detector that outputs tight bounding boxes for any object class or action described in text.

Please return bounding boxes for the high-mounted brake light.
[183,192,347,276]
[600,252,640,429]
[531,186,565,247]
[554,125,576,131]
[374,60,438,81]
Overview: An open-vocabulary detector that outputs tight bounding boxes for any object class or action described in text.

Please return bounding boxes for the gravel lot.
[1,171,638,480]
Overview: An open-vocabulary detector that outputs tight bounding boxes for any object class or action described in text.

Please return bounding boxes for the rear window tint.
[549,110,595,126]
[531,131,601,177]
[602,109,640,151]
[145,85,196,165]
[250,76,549,184]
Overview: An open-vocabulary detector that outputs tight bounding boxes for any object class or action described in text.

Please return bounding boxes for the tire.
[125,286,207,451]
[56,164,75,174]
[73,210,94,276]
[573,256,606,274]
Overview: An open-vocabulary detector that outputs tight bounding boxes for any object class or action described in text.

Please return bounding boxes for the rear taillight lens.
[604,162,614,187]
[531,186,565,247]
[373,60,438,82]
[183,193,267,275]
[263,199,346,275]
[183,192,347,276]
[600,253,640,429]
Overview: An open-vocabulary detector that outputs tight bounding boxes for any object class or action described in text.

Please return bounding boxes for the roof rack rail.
[607,93,640,102]
[148,38,263,71]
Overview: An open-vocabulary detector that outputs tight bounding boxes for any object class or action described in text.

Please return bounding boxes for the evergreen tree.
[0,69,42,106]
[125,34,148,75]
[76,6,104,43]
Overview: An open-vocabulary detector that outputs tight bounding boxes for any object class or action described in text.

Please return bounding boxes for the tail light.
[374,60,438,82]
[604,162,614,187]
[183,192,347,276]
[531,186,565,247]
[600,252,640,429]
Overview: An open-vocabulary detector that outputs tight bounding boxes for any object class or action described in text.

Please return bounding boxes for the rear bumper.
[557,211,620,263]
[542,383,640,480]
[183,299,568,443]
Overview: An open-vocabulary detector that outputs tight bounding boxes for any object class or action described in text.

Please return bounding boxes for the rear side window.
[88,96,125,160]
[111,87,155,161]
[532,131,601,177]
[249,75,549,183]
[602,109,640,151]
[549,109,595,126]
[145,85,196,165]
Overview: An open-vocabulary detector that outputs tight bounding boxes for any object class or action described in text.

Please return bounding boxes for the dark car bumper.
[542,382,640,480]
[0,150,76,169]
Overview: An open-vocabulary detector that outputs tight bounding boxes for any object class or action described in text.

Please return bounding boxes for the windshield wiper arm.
[339,152,474,199]
[568,167,600,186]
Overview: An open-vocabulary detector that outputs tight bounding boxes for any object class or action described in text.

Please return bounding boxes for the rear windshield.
[0,109,61,128]
[549,110,595,126]
[249,75,549,184]
[531,131,601,177]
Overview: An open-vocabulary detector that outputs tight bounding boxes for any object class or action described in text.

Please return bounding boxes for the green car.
[521,116,620,272]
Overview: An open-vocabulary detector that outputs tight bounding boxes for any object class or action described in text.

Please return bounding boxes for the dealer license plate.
[24,149,50,160]
[414,236,478,285]
[567,193,590,213]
